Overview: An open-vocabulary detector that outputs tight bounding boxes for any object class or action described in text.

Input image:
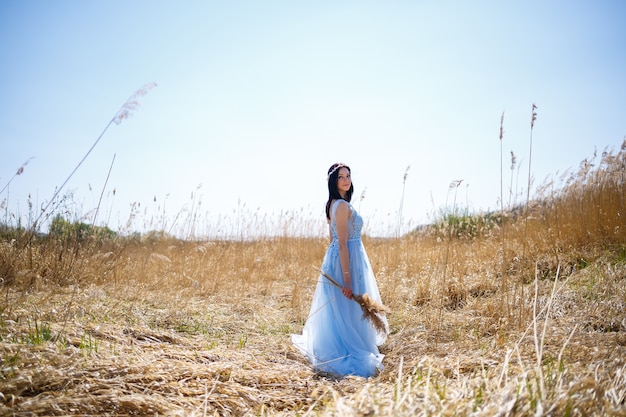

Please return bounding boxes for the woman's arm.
[334,201,353,299]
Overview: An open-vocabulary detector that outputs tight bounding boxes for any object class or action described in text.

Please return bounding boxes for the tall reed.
[508,151,517,208]
[32,83,156,232]
[396,166,410,238]
[526,103,538,209]
[92,153,116,227]
[1,157,34,227]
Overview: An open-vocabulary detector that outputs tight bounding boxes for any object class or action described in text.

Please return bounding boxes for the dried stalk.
[319,269,390,336]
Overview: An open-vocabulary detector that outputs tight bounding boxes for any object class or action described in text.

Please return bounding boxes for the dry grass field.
[1,141,625,416]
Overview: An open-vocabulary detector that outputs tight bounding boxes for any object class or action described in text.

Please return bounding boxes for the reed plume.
[0,157,34,195]
[318,269,390,336]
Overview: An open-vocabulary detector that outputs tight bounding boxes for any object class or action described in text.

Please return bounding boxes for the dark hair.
[325,163,354,220]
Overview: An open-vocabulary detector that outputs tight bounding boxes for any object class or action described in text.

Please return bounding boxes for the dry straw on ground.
[1,250,624,416]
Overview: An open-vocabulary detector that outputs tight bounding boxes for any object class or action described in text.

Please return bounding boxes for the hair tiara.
[327,163,347,181]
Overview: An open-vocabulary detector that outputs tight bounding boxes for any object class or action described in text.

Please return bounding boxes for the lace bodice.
[330,200,363,240]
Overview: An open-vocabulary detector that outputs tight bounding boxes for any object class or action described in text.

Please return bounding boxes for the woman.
[292,162,388,377]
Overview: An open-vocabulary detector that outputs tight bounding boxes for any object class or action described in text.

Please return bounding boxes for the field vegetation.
[1,121,625,414]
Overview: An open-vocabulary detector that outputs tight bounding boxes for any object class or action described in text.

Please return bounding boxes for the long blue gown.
[292,199,388,377]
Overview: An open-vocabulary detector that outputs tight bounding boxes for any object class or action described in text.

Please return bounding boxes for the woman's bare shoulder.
[333,199,352,218]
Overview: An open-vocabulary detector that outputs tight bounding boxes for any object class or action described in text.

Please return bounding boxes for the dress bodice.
[330,200,363,240]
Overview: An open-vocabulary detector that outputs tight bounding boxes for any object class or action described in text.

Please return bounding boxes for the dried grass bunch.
[319,269,390,336]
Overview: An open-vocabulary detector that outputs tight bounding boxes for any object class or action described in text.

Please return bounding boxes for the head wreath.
[327,163,347,181]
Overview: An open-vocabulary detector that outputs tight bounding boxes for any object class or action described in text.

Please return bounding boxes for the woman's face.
[337,167,352,196]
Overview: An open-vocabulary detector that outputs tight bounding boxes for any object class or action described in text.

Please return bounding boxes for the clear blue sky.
[1,1,625,238]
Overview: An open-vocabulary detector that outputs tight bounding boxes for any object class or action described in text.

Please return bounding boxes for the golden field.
[1,141,625,416]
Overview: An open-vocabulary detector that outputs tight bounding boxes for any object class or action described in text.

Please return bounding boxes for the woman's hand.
[342,286,353,299]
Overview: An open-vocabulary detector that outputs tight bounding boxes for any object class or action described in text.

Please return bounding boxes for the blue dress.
[292,199,388,377]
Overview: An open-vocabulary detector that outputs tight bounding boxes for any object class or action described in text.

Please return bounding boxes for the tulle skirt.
[291,238,388,377]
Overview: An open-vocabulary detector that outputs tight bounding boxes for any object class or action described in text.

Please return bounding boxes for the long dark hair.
[325,163,354,221]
